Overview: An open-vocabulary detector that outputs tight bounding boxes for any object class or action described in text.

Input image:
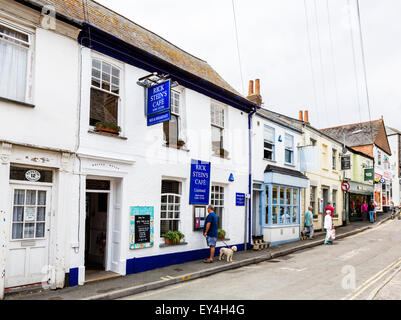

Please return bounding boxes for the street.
[120,219,401,300]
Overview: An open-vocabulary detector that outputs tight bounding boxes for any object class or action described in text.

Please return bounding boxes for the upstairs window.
[284,133,294,165]
[0,22,32,103]
[90,58,121,127]
[163,90,182,147]
[211,102,226,158]
[264,125,275,161]
[332,149,337,170]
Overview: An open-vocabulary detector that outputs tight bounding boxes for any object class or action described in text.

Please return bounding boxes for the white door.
[5,186,51,288]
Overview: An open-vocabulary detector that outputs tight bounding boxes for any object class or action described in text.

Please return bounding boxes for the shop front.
[259,165,308,245]
[347,181,374,222]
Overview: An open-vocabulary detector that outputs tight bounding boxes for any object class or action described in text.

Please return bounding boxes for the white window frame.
[89,53,123,131]
[263,125,275,161]
[0,20,34,104]
[332,149,337,170]
[211,185,225,230]
[284,133,294,165]
[211,101,226,157]
[160,180,182,236]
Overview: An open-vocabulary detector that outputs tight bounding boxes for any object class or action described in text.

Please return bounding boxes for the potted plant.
[162,230,185,245]
[215,148,229,159]
[95,121,121,136]
[177,139,186,149]
[217,229,226,240]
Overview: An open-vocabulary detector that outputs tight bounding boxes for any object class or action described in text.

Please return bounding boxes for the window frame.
[89,55,123,130]
[163,89,183,147]
[211,185,224,230]
[160,180,181,237]
[211,101,226,158]
[265,184,299,226]
[332,149,337,170]
[263,125,275,161]
[284,133,294,165]
[0,20,34,105]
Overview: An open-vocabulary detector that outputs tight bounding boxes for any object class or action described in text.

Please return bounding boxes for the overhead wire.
[231,0,246,96]
[303,0,320,127]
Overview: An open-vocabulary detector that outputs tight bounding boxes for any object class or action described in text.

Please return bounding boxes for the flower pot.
[95,124,120,136]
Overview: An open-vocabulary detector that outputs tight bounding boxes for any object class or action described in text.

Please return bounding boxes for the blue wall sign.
[189,159,211,205]
[229,173,235,182]
[147,80,171,126]
[236,193,246,206]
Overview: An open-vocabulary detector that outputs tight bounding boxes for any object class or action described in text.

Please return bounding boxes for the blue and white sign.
[189,159,211,205]
[236,193,245,206]
[147,110,171,126]
[147,80,171,116]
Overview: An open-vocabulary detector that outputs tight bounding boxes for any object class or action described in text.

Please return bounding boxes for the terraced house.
[0,0,259,298]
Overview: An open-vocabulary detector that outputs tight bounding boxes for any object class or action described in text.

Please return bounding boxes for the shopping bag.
[330,229,336,240]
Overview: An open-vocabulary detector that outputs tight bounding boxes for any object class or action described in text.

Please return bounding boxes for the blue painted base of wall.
[269,238,299,246]
[69,267,79,287]
[126,243,245,275]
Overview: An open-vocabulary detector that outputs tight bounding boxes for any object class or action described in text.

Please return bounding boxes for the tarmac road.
[120,219,401,300]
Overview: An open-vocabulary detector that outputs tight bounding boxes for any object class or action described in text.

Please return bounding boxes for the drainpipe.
[246,106,257,250]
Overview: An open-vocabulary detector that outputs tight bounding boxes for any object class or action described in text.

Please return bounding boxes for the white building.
[248,83,308,245]
[386,127,401,206]
[0,0,259,296]
[0,0,81,298]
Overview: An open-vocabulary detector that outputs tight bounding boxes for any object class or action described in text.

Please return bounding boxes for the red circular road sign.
[341,181,351,192]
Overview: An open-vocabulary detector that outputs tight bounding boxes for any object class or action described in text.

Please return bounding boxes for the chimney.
[304,110,309,123]
[299,110,304,122]
[247,78,262,107]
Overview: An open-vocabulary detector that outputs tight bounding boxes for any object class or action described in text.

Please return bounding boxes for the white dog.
[219,246,237,262]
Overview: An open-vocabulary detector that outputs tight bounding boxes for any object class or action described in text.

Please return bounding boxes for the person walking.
[368,201,375,223]
[361,201,368,221]
[324,202,335,218]
[324,212,334,245]
[203,205,218,263]
[302,206,314,239]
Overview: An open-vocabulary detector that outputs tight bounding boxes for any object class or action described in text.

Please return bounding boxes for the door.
[252,191,262,237]
[321,188,329,229]
[6,186,51,288]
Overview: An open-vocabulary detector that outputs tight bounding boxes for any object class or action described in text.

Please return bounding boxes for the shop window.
[0,22,33,104]
[264,125,275,161]
[90,58,121,127]
[160,180,181,236]
[269,185,299,225]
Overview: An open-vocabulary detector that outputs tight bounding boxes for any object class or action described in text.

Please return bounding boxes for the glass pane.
[25,206,36,222]
[264,126,274,142]
[92,68,101,79]
[279,206,285,224]
[292,207,298,223]
[161,195,167,204]
[89,88,119,126]
[111,85,119,95]
[168,212,173,219]
[14,190,25,205]
[37,207,45,221]
[264,149,273,160]
[92,78,101,88]
[101,81,110,91]
[211,126,223,153]
[265,206,269,224]
[102,62,111,74]
[13,207,23,222]
[168,195,174,203]
[36,223,45,238]
[111,76,119,86]
[272,186,278,205]
[272,206,278,224]
[112,67,120,78]
[161,211,166,219]
[26,190,36,205]
[293,189,298,204]
[92,59,101,70]
[38,191,46,205]
[174,212,179,219]
[286,188,291,205]
[24,223,35,238]
[280,188,284,205]
[12,223,23,239]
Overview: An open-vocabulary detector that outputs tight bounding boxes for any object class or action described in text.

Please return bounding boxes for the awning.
[264,165,309,188]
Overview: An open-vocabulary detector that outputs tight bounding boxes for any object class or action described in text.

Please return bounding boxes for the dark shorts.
[206,236,217,247]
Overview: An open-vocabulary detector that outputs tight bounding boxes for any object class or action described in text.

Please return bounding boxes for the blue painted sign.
[147,110,171,126]
[189,159,211,205]
[130,206,154,250]
[147,80,171,116]
[236,193,245,206]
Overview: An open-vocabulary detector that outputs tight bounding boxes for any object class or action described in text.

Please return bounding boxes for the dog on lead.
[219,246,237,262]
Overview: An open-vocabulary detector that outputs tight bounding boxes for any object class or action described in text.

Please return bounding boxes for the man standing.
[203,205,218,263]
[324,201,335,218]
[302,206,314,239]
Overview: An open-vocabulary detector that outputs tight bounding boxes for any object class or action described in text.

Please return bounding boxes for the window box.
[214,148,229,159]
[162,230,185,245]
[95,122,121,136]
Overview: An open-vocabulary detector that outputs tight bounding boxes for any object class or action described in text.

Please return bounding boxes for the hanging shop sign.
[129,206,154,249]
[341,155,351,170]
[146,79,171,126]
[364,168,374,182]
[236,193,246,206]
[374,173,382,183]
[341,181,351,192]
[189,159,211,205]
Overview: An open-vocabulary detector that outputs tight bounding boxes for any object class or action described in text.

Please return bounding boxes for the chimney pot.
[299,111,304,122]
[304,110,309,123]
[255,79,260,95]
[248,80,254,96]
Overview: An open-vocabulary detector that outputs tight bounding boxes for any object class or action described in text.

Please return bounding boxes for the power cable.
[303,0,320,127]
[231,0,245,96]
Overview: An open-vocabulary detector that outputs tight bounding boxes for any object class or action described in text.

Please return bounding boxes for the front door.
[6,186,51,288]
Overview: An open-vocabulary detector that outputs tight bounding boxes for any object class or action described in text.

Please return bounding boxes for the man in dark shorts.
[203,205,218,263]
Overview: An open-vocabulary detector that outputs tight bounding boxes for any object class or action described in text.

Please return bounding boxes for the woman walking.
[368,201,375,223]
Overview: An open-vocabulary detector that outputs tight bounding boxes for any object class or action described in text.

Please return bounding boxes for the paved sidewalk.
[5,212,391,300]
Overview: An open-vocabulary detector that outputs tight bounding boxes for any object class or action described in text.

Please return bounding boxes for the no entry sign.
[341,181,351,192]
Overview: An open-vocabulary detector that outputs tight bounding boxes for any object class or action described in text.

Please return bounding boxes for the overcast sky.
[96,0,401,130]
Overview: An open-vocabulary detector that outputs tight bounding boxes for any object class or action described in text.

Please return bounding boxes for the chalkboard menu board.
[130,206,154,250]
[135,215,150,244]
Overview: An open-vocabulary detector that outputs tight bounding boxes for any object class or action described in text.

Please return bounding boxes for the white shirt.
[324,214,333,230]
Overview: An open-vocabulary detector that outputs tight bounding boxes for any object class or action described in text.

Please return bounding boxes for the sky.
[96,0,401,130]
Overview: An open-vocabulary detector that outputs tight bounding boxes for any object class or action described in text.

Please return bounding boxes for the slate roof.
[17,0,240,96]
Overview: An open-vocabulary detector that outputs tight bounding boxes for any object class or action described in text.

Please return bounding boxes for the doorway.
[321,188,329,229]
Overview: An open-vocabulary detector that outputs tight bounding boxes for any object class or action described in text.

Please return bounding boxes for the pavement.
[4,211,392,300]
